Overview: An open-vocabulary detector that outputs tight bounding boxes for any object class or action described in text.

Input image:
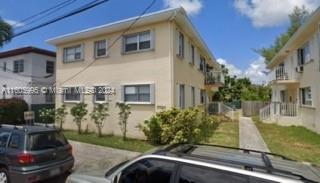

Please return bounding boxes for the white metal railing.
[259,104,271,120]
[260,102,298,120]
[208,102,234,121]
[275,66,288,80]
[205,71,224,85]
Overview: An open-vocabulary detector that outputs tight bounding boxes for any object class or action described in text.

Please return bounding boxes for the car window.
[178,165,248,183]
[27,131,68,151]
[250,177,279,183]
[0,132,10,148]
[119,159,176,183]
[8,134,21,149]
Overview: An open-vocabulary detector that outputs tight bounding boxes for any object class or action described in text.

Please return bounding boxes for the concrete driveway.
[42,140,140,183]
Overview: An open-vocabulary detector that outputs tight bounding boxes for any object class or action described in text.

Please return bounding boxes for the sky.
[1,0,320,84]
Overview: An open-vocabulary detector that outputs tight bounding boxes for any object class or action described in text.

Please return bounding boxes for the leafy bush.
[141,108,219,145]
[90,104,109,137]
[70,103,88,134]
[0,98,28,124]
[39,108,55,125]
[55,105,68,130]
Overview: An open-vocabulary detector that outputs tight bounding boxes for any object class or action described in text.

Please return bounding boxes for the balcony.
[268,66,299,85]
[205,71,224,87]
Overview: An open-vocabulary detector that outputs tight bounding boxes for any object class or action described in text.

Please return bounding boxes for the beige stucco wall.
[55,22,174,138]
[269,25,320,134]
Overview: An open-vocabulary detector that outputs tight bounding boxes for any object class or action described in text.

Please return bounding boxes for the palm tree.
[0,17,13,47]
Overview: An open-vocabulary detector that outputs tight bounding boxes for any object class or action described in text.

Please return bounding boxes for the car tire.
[0,168,10,183]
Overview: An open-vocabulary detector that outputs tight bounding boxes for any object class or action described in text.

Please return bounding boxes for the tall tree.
[256,6,310,64]
[0,17,13,47]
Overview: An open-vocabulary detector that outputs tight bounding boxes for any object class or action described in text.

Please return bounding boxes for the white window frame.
[94,40,108,58]
[300,87,312,106]
[63,44,83,63]
[46,61,54,74]
[63,86,83,103]
[121,83,155,105]
[93,85,108,104]
[123,30,153,54]
[13,60,24,73]
[177,31,185,58]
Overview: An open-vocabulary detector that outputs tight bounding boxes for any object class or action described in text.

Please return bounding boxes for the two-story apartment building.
[0,47,56,108]
[47,7,223,138]
[260,8,320,134]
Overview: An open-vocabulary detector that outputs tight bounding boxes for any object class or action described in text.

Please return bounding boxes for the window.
[124,31,152,53]
[297,42,311,65]
[119,159,176,183]
[8,134,21,149]
[191,45,195,65]
[13,60,24,73]
[94,86,106,103]
[46,61,54,74]
[95,40,107,57]
[3,62,6,72]
[300,87,312,106]
[45,92,54,103]
[63,87,81,102]
[178,31,184,57]
[27,131,68,151]
[191,87,195,107]
[0,132,10,148]
[179,84,185,109]
[63,45,82,62]
[124,85,150,102]
[179,165,247,183]
[200,56,205,72]
[200,89,206,104]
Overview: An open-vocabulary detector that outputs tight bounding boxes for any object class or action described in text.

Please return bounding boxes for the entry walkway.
[239,117,270,152]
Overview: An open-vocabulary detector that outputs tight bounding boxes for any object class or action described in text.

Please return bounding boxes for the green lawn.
[64,131,156,153]
[207,120,239,148]
[255,122,320,166]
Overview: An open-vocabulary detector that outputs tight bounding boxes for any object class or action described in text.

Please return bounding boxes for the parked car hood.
[66,174,111,183]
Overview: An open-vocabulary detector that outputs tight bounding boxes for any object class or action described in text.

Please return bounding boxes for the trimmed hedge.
[0,98,28,124]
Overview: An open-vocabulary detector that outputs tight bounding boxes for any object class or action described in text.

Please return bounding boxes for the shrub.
[90,104,109,137]
[0,98,28,124]
[39,108,55,126]
[70,103,88,134]
[55,105,68,130]
[116,102,131,141]
[141,108,219,145]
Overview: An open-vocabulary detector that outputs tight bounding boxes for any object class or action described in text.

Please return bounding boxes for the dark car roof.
[153,144,320,183]
[0,124,57,134]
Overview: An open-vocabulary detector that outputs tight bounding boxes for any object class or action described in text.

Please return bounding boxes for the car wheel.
[0,168,9,183]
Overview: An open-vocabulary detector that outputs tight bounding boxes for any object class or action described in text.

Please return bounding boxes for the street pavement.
[42,140,140,183]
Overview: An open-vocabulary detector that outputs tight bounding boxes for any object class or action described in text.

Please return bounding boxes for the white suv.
[66,144,320,183]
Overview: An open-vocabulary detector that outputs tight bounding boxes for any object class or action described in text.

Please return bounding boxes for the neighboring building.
[47,7,223,138]
[0,46,56,109]
[260,8,320,134]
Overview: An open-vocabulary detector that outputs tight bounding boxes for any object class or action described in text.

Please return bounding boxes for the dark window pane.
[139,41,151,50]
[179,165,247,183]
[124,85,150,102]
[0,132,10,148]
[9,134,21,149]
[95,86,106,101]
[119,159,175,183]
[97,49,106,56]
[46,61,54,74]
[125,43,138,52]
[139,94,150,102]
[65,87,81,101]
[27,131,67,151]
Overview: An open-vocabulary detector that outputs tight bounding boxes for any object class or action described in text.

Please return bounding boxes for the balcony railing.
[205,72,224,86]
[267,66,299,84]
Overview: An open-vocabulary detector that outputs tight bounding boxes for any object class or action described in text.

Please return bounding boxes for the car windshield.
[27,131,68,151]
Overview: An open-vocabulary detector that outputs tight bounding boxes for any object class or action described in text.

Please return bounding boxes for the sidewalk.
[239,117,270,152]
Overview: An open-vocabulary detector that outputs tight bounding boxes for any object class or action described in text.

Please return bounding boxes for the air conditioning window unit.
[296,65,304,73]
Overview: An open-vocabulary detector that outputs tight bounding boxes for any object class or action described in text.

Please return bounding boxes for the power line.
[11,0,75,27]
[11,0,110,39]
[15,0,79,30]
[58,0,156,86]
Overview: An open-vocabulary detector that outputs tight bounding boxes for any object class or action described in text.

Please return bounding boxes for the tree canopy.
[213,65,271,102]
[0,17,13,47]
[256,6,309,64]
